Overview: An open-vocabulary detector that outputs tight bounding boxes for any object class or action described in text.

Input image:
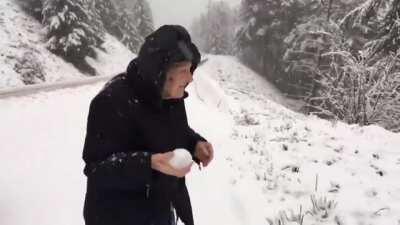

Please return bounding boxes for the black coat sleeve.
[82,95,152,191]
[180,99,207,156]
[187,127,207,156]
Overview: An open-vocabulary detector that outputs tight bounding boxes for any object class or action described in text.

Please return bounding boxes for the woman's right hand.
[151,152,192,177]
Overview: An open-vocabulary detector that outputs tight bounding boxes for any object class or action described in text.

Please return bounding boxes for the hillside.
[0,0,134,89]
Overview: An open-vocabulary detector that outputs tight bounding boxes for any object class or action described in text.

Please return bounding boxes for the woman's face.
[162,61,193,99]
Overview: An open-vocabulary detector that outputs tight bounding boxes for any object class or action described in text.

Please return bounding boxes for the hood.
[126,25,201,108]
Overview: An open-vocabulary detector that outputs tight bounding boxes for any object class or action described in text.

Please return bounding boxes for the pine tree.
[339,0,385,53]
[191,1,236,54]
[42,0,105,75]
[236,0,321,86]
[93,0,119,34]
[98,0,145,53]
[131,0,154,39]
[371,0,400,55]
[117,11,144,53]
[340,0,383,27]
[283,17,346,98]
[322,0,365,22]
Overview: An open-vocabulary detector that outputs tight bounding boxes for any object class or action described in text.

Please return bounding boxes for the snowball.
[169,148,193,169]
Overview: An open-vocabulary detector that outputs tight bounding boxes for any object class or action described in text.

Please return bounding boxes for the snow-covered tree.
[191,1,237,54]
[131,0,154,39]
[14,51,46,85]
[322,0,366,21]
[283,17,346,98]
[340,0,384,30]
[236,0,321,88]
[369,0,400,55]
[117,11,144,53]
[339,0,386,54]
[42,0,104,75]
[93,0,118,33]
[16,0,43,21]
[94,0,143,53]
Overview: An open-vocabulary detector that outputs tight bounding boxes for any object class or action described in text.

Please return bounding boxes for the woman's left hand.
[194,141,214,167]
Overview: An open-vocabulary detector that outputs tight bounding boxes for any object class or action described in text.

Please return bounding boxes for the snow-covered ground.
[0,0,134,89]
[1,55,399,225]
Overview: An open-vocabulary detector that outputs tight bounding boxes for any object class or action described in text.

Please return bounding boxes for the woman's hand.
[151,152,193,177]
[194,141,214,167]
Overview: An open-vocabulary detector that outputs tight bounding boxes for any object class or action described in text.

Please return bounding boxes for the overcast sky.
[148,0,241,30]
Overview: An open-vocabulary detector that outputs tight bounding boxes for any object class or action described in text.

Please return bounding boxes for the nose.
[188,73,193,83]
[186,71,193,83]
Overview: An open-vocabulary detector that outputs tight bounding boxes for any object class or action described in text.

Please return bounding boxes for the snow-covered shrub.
[266,206,305,225]
[266,195,340,225]
[13,51,46,85]
[307,195,338,222]
[234,110,260,126]
[284,12,400,132]
[42,0,105,75]
[309,49,400,131]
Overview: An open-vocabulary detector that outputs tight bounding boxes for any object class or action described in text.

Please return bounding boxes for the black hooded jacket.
[82,25,205,225]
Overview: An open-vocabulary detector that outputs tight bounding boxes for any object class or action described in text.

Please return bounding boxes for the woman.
[82,25,214,225]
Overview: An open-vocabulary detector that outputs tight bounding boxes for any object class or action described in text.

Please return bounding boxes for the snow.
[256,27,266,36]
[49,15,61,30]
[0,0,81,88]
[169,149,193,169]
[85,35,135,77]
[0,0,135,89]
[187,57,400,225]
[1,1,400,224]
[249,17,256,26]
[1,54,400,225]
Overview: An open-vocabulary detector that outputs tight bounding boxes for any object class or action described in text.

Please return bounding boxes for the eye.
[179,68,188,74]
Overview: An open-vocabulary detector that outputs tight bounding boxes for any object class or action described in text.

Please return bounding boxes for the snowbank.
[190,55,400,225]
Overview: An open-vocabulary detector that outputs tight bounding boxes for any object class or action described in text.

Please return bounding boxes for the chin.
[165,93,183,99]
[176,93,184,98]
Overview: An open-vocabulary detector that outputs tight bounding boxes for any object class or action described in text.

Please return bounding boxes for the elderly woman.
[82,25,214,225]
